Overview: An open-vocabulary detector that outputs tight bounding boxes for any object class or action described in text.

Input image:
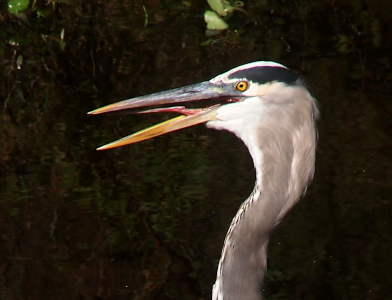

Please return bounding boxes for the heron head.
[88,61,317,150]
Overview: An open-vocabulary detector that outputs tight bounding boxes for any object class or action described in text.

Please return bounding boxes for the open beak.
[88,81,227,150]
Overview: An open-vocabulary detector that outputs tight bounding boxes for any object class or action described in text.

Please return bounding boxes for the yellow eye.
[236,81,248,91]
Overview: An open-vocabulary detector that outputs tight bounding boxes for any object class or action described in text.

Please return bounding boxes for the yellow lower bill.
[97,107,219,150]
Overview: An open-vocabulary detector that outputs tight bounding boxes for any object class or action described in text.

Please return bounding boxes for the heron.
[89,61,319,300]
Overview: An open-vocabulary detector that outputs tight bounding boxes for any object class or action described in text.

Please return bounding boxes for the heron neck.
[213,127,316,300]
[212,160,289,300]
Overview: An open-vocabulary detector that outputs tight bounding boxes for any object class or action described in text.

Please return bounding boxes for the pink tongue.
[138,106,205,116]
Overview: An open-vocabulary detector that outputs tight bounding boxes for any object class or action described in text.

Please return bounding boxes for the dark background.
[1,0,391,299]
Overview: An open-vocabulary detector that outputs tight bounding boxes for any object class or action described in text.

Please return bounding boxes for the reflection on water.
[1,0,392,299]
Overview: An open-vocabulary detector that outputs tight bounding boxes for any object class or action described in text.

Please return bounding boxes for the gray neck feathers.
[212,88,318,300]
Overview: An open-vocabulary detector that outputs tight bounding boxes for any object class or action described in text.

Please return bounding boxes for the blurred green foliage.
[8,0,29,14]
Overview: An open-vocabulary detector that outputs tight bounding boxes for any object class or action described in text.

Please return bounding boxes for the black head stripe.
[227,66,301,86]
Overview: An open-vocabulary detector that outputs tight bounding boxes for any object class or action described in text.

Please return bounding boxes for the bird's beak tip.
[87,107,107,115]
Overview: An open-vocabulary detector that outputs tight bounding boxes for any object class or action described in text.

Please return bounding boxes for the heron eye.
[236,81,248,91]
